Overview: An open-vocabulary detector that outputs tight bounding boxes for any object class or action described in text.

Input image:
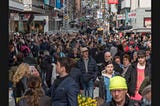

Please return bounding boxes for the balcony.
[23,0,45,14]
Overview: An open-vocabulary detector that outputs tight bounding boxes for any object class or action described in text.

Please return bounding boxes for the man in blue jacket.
[46,57,79,106]
[77,47,98,98]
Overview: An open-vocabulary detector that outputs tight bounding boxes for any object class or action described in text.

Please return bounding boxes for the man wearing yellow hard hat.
[101,76,141,106]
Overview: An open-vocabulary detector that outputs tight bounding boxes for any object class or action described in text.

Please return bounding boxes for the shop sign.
[128,12,136,18]
[117,14,125,20]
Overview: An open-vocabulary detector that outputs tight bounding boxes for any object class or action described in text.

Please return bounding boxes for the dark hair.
[9,43,14,51]
[57,57,72,73]
[137,50,146,57]
[114,56,121,61]
[69,58,78,68]
[23,75,44,106]
[27,75,42,89]
[15,52,24,65]
[104,60,114,67]
[123,54,131,62]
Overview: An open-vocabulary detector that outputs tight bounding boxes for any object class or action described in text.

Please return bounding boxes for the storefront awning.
[124,27,151,33]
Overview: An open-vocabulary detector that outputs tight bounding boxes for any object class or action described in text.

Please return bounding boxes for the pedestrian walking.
[46,57,79,106]
[125,50,151,102]
[12,63,31,104]
[121,54,131,77]
[101,76,141,106]
[99,60,120,102]
[77,47,98,98]
[17,75,51,106]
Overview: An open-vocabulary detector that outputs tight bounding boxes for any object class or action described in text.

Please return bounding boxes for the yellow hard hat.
[109,76,128,90]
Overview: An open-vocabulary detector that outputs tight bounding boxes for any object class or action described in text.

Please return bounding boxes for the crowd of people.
[8,29,151,106]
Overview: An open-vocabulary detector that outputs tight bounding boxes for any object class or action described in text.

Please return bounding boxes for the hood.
[101,70,115,77]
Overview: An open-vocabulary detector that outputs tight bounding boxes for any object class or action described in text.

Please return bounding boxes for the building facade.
[130,0,151,28]
[116,0,151,29]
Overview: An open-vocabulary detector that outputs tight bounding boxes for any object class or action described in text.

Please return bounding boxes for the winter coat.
[124,62,151,97]
[13,77,28,98]
[77,56,98,83]
[47,76,79,106]
[139,76,151,95]
[70,67,82,89]
[9,51,16,67]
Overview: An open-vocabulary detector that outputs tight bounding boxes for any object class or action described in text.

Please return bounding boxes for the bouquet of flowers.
[78,94,97,106]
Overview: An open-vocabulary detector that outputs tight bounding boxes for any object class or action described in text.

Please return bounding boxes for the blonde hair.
[12,63,30,86]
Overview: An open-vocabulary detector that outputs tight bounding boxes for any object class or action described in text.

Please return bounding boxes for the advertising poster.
[144,18,151,28]
[56,0,61,9]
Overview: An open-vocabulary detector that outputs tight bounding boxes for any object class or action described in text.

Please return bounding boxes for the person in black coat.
[9,43,17,68]
[77,47,98,98]
[124,50,151,101]
[69,58,83,90]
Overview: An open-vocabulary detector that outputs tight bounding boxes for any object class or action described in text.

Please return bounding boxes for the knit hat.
[109,76,128,90]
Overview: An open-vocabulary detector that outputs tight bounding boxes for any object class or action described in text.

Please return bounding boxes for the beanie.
[109,76,128,90]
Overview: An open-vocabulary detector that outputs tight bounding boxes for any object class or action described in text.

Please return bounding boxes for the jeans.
[82,79,94,98]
